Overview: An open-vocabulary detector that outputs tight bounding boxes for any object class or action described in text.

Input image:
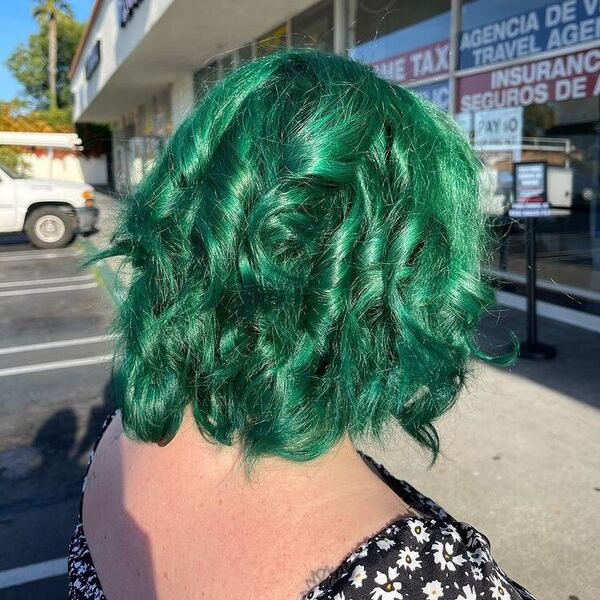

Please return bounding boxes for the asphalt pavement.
[0,237,114,599]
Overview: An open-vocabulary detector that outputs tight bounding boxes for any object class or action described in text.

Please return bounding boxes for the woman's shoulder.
[304,455,536,600]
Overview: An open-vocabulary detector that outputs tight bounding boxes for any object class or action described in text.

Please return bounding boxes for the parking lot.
[0,239,113,599]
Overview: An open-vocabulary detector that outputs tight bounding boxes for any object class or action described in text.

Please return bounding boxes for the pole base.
[519,341,557,360]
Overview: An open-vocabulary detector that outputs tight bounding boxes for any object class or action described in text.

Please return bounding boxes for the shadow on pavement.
[477,305,600,410]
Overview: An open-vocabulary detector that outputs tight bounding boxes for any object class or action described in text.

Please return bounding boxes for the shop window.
[354,0,450,44]
[460,0,600,70]
[238,44,253,62]
[349,0,451,97]
[291,0,334,51]
[193,62,220,102]
[256,23,288,57]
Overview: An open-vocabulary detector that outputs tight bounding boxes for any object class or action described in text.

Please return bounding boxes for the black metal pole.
[526,217,537,347]
[520,216,556,359]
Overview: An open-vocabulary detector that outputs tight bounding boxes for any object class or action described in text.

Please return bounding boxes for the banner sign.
[350,12,451,85]
[120,0,144,27]
[510,161,551,216]
[458,47,600,111]
[411,80,450,110]
[474,107,523,160]
[85,40,100,81]
[460,0,600,69]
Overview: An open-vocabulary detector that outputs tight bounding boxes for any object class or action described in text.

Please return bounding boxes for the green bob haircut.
[100,49,501,464]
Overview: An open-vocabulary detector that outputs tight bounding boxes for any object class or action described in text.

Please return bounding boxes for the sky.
[0,0,95,102]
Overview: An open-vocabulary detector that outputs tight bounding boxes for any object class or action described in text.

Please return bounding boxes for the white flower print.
[456,584,477,600]
[396,546,422,571]
[440,525,461,543]
[490,575,511,600]
[348,544,369,562]
[408,519,430,543]
[304,587,325,599]
[422,580,444,599]
[371,566,403,600]
[377,538,396,551]
[432,541,467,572]
[467,547,487,566]
[471,566,483,581]
[350,564,368,588]
[333,593,346,600]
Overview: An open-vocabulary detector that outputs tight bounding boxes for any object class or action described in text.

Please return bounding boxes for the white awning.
[0,131,82,149]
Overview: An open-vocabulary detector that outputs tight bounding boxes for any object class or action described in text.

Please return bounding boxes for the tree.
[6,5,82,110]
[32,0,73,110]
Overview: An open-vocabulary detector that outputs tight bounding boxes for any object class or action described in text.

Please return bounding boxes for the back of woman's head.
[103,49,497,465]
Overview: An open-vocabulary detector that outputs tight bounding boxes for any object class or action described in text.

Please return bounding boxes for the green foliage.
[0,147,29,175]
[6,12,83,109]
[95,50,508,467]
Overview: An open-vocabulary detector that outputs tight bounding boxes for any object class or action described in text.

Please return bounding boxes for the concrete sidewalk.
[85,191,599,600]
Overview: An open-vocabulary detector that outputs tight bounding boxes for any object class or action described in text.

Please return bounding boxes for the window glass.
[460,0,600,69]
[291,0,334,51]
[350,0,451,94]
[256,23,288,57]
[193,62,220,102]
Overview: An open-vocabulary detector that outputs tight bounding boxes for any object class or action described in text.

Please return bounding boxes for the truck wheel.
[26,207,74,249]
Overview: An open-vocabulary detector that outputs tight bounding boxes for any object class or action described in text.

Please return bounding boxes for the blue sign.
[85,40,100,80]
[460,0,600,69]
[411,80,450,111]
[120,0,144,27]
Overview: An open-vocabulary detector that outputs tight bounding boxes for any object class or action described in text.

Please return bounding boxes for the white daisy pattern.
[371,566,403,600]
[456,584,477,600]
[432,541,467,572]
[396,546,422,572]
[377,538,396,551]
[408,519,431,544]
[422,580,444,599]
[490,575,512,600]
[468,547,488,566]
[68,432,536,600]
[350,565,368,589]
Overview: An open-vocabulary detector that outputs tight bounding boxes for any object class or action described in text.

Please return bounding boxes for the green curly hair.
[97,49,505,465]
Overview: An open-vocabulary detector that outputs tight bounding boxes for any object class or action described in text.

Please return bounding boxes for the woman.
[68,50,533,599]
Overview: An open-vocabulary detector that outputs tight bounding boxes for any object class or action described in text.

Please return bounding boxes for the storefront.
[70,0,600,318]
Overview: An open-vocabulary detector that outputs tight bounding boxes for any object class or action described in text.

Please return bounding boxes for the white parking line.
[0,354,112,378]
[0,248,80,258]
[0,335,111,356]
[0,251,81,262]
[0,274,94,289]
[0,282,97,298]
[0,557,67,590]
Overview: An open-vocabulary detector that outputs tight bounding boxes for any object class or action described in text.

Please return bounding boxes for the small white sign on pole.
[473,107,523,161]
[454,112,472,137]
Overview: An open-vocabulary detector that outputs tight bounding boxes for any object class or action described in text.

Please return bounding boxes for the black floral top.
[68,412,535,600]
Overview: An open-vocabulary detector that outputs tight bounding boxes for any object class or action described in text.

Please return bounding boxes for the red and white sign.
[458,47,600,112]
[369,40,450,84]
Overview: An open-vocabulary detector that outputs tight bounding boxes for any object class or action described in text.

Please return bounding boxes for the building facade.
[70,0,600,319]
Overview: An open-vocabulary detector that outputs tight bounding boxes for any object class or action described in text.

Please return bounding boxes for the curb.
[76,237,124,306]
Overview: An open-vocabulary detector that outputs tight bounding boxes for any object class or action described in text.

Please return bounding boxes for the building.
[70,0,600,322]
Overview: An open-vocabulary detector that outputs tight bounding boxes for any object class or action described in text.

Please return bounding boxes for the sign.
[458,47,600,111]
[454,111,473,134]
[411,80,450,110]
[473,107,523,160]
[350,12,451,85]
[460,0,600,69]
[510,161,551,216]
[85,40,100,80]
[120,0,144,27]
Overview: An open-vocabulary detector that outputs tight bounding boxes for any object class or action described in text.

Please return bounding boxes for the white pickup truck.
[0,163,99,248]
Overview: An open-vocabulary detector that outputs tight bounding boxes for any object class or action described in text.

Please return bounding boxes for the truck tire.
[25,206,75,249]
